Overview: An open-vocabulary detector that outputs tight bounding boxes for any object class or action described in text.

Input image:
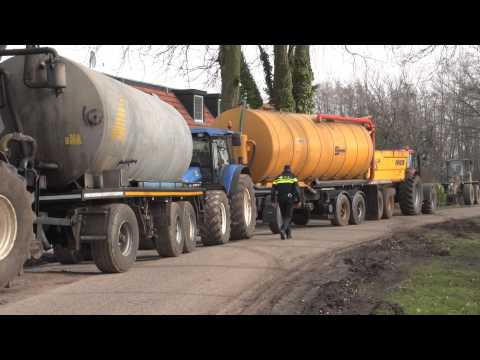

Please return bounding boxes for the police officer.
[271,165,301,240]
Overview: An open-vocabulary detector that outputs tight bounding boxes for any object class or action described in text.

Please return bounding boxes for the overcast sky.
[4,45,440,100]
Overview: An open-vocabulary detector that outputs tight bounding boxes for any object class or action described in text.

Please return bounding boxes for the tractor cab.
[445,159,473,183]
[183,128,243,193]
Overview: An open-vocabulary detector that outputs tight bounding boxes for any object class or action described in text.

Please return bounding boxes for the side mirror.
[231,133,241,146]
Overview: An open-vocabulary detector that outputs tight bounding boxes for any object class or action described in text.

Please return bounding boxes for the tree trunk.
[219,45,241,113]
[240,52,263,108]
[292,45,315,114]
[273,45,295,112]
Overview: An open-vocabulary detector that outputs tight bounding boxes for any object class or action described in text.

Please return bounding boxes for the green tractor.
[442,159,480,205]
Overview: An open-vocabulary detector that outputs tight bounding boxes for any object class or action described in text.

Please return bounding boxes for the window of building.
[193,95,204,123]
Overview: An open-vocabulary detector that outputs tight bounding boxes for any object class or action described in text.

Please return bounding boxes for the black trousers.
[279,201,294,236]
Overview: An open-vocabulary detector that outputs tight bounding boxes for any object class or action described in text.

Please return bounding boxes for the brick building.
[110,76,220,128]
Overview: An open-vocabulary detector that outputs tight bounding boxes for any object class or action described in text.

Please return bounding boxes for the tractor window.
[212,138,230,169]
[447,161,464,178]
[191,137,211,168]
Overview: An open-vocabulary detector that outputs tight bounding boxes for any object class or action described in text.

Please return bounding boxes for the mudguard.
[220,164,243,195]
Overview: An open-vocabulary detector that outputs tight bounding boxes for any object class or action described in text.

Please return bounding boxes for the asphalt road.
[1,206,479,315]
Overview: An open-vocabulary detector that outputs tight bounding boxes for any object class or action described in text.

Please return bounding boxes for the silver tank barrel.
[0,55,193,189]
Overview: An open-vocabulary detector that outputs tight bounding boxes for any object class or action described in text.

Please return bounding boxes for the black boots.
[280,229,292,240]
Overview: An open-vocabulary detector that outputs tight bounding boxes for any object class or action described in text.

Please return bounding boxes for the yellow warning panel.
[64,133,82,145]
[112,97,127,142]
[124,191,203,197]
[372,150,410,182]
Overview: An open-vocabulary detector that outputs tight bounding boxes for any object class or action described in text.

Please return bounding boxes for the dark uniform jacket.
[271,171,301,204]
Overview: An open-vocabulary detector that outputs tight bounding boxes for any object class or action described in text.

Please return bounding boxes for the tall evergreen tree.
[258,45,274,100]
[273,45,295,112]
[292,45,315,114]
[240,52,263,108]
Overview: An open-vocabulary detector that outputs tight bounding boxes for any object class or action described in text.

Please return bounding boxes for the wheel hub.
[175,221,183,245]
[188,214,195,242]
[0,195,17,261]
[118,221,133,256]
[219,203,227,235]
[243,189,252,226]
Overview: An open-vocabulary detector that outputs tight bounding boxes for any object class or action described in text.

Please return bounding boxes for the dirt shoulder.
[236,217,480,315]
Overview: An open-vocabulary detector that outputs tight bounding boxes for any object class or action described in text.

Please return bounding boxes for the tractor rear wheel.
[366,190,384,221]
[422,183,437,214]
[382,188,395,219]
[474,185,480,205]
[200,191,231,246]
[0,161,33,288]
[464,183,475,205]
[399,175,423,215]
[230,175,256,240]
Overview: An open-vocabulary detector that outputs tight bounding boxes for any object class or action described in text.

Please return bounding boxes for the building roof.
[109,75,217,128]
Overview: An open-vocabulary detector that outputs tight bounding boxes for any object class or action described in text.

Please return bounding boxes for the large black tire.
[349,192,366,225]
[200,191,231,246]
[154,202,185,257]
[262,201,281,234]
[475,185,480,205]
[331,193,351,226]
[292,208,311,226]
[422,183,437,214]
[91,204,139,273]
[180,202,197,254]
[0,161,33,288]
[398,175,423,215]
[382,188,395,219]
[464,183,475,205]
[230,175,257,240]
[366,190,384,221]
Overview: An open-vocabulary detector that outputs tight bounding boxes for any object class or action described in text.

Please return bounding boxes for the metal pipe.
[315,113,375,131]
[315,113,376,180]
[0,47,59,58]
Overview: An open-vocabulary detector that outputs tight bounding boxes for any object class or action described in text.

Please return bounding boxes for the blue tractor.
[183,128,256,245]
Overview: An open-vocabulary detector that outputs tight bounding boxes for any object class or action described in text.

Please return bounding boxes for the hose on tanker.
[0,132,37,169]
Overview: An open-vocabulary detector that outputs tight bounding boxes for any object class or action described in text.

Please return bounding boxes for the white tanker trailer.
[0,46,239,287]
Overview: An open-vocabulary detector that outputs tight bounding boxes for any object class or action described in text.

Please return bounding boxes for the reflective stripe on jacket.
[271,174,300,203]
[272,175,298,185]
